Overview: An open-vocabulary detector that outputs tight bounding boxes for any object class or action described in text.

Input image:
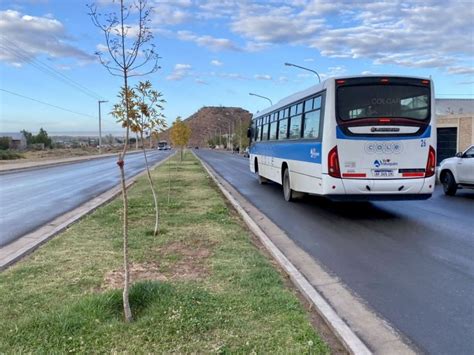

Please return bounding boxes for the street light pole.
[284,62,321,83]
[249,92,273,106]
[98,100,108,154]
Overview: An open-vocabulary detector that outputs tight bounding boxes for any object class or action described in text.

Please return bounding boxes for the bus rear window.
[337,84,430,121]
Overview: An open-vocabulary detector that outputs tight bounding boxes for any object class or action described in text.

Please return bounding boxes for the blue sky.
[0,0,473,134]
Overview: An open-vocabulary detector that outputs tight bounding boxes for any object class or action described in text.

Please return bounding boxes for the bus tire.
[255,158,268,184]
[441,171,457,196]
[258,174,268,184]
[283,168,296,202]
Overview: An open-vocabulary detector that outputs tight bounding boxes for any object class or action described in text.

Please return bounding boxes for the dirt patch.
[102,242,212,290]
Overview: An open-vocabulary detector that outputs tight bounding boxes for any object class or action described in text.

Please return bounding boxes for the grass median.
[0,152,330,353]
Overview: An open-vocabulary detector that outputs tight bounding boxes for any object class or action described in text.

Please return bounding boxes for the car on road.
[438,145,474,195]
[243,147,249,158]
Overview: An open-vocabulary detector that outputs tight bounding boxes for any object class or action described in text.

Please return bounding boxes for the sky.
[0,0,473,134]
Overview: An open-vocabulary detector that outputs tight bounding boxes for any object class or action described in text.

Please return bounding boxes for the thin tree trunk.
[141,130,159,236]
[119,0,132,323]
[118,159,132,322]
[167,152,171,204]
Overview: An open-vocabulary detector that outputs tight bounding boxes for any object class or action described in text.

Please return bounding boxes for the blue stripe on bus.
[250,141,322,164]
[336,126,431,141]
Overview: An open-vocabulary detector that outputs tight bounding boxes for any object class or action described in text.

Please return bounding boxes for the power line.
[1,88,100,119]
[0,36,106,101]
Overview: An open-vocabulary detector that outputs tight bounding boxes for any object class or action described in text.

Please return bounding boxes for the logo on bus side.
[310,147,320,159]
[365,142,403,154]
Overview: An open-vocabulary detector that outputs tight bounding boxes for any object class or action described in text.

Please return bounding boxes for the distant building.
[435,99,474,162]
[0,132,27,150]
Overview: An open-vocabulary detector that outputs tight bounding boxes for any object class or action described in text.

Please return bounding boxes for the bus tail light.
[328,146,341,178]
[425,146,436,177]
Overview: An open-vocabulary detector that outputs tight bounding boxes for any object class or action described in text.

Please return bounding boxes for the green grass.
[0,152,329,353]
[0,150,24,160]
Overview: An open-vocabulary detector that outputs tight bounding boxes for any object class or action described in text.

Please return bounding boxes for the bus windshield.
[337,84,430,121]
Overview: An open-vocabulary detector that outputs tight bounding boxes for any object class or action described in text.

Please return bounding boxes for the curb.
[0,152,175,271]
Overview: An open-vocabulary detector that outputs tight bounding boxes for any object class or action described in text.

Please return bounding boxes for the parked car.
[438,145,474,195]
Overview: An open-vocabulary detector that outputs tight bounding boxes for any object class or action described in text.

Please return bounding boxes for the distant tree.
[89,0,160,323]
[32,128,52,148]
[233,121,250,151]
[170,117,191,161]
[0,137,10,150]
[21,130,33,145]
[104,134,115,145]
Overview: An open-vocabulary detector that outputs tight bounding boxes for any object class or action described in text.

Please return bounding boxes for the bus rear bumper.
[326,193,432,201]
[322,174,436,200]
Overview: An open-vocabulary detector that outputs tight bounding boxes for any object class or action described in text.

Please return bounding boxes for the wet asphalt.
[196,149,474,355]
[0,150,172,246]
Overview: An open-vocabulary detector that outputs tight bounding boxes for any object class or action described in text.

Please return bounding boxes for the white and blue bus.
[248,75,436,201]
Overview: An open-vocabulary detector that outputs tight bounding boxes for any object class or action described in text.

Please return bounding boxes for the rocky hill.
[159,106,252,147]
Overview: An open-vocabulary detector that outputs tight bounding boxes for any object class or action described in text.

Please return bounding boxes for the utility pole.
[98,100,108,154]
[284,62,321,83]
[249,92,273,106]
[239,116,242,154]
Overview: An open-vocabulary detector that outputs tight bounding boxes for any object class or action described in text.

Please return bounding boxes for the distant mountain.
[159,106,252,147]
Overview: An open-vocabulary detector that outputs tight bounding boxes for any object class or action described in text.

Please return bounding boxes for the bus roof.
[252,74,431,119]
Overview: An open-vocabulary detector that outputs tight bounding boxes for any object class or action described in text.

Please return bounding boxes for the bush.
[0,150,24,160]
[0,137,10,150]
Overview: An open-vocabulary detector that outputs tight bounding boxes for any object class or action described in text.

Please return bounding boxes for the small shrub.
[0,150,24,160]
[0,136,10,150]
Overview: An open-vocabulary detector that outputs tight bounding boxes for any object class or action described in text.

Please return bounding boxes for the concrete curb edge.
[194,152,372,355]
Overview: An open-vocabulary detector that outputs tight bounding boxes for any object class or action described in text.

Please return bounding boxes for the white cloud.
[210,59,223,66]
[177,30,239,51]
[135,1,473,75]
[0,10,94,66]
[447,66,474,75]
[232,5,323,44]
[254,74,272,80]
[195,78,208,85]
[166,63,192,81]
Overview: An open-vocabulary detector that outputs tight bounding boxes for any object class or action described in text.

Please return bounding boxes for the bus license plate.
[373,169,394,177]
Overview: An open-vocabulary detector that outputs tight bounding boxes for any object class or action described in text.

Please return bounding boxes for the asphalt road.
[0,150,173,246]
[196,149,474,355]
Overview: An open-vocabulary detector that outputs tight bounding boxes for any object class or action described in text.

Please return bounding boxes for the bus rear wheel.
[283,168,296,202]
[255,158,268,184]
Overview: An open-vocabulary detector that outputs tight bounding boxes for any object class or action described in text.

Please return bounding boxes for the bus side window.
[289,114,302,139]
[279,118,288,140]
[303,110,321,139]
[269,121,278,140]
[314,96,322,109]
[262,124,269,141]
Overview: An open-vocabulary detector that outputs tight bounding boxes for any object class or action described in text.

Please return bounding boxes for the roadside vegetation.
[0,153,329,353]
[0,149,24,160]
